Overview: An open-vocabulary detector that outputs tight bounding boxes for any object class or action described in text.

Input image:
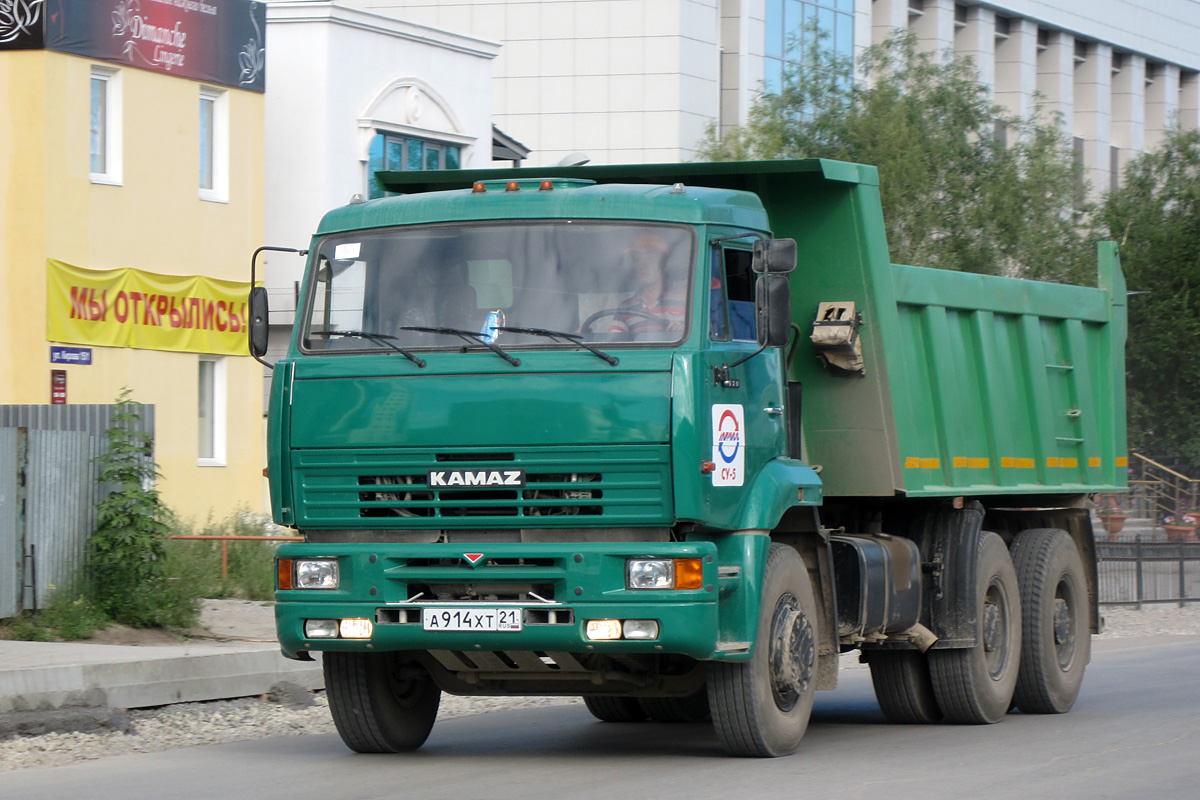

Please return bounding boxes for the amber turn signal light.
[277,558,293,590]
[674,558,704,590]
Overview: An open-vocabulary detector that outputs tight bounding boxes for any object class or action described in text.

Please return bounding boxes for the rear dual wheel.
[868,650,942,723]
[1011,528,1090,714]
[929,531,1021,724]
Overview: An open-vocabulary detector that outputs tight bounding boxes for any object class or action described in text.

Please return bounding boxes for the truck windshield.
[300,222,694,353]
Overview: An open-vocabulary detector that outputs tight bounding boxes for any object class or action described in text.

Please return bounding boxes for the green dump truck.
[250,159,1127,757]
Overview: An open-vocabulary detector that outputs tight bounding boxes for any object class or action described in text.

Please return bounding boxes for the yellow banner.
[47,260,253,356]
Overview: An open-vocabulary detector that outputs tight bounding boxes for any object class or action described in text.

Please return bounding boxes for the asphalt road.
[7,639,1199,800]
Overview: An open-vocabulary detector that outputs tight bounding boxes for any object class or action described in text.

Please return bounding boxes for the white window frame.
[199,86,230,203]
[198,356,228,466]
[90,66,123,186]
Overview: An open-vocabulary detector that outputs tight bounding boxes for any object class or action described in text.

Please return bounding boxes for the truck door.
[702,236,788,524]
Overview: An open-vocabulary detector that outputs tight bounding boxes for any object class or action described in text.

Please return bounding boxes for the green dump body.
[269,158,1126,665]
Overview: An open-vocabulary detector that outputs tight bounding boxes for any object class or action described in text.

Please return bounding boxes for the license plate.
[422,608,523,632]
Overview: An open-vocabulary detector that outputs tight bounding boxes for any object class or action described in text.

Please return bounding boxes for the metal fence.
[1096,540,1200,607]
[0,404,155,618]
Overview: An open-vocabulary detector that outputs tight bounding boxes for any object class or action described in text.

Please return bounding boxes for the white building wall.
[348,0,722,165]
[288,0,1199,181]
[262,2,497,318]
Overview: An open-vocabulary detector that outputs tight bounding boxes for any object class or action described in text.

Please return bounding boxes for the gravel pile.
[3,604,1197,773]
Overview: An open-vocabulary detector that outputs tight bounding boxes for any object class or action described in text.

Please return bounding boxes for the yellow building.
[0,0,266,523]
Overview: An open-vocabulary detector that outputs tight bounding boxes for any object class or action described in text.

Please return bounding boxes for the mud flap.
[924,501,985,650]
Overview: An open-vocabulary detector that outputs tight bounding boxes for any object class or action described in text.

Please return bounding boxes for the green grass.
[164,511,282,602]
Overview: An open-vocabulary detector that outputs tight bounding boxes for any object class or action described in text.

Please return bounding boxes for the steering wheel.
[580,308,666,333]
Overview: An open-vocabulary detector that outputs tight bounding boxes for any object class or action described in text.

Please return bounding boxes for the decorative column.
[954,3,995,91]
[1111,52,1146,177]
[1074,41,1114,197]
[994,17,1038,124]
[1145,62,1181,152]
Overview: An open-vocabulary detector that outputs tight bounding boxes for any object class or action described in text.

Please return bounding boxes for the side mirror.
[756,274,792,348]
[249,286,270,358]
[752,238,797,274]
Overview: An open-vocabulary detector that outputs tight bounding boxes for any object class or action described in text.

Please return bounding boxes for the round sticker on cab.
[711,404,745,487]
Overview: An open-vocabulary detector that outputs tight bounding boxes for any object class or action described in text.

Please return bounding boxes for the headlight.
[295,558,339,589]
[625,558,704,590]
[627,559,674,589]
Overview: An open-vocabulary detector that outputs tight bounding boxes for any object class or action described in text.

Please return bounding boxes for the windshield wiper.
[395,326,520,367]
[495,326,619,366]
[310,330,426,368]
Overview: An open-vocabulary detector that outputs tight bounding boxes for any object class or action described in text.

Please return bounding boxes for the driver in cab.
[611,230,685,337]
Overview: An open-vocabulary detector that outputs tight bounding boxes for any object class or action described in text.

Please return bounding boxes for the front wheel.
[1010,528,1090,714]
[709,543,819,757]
[929,531,1021,724]
[324,651,441,753]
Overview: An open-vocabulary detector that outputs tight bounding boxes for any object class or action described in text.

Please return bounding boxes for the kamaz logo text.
[426,469,526,488]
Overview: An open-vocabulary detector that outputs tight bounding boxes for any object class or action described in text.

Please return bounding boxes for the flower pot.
[1099,513,1128,539]
[1163,524,1196,543]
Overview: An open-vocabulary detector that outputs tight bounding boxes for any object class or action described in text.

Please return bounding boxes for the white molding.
[89,66,123,186]
[198,355,228,467]
[199,86,230,204]
[266,1,500,60]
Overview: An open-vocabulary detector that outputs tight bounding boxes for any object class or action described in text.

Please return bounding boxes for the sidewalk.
[0,601,322,719]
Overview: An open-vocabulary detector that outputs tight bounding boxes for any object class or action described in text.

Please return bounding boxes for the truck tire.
[929,531,1021,724]
[582,695,648,722]
[324,651,441,753]
[640,688,711,723]
[867,650,943,723]
[1010,528,1090,714]
[709,543,818,757]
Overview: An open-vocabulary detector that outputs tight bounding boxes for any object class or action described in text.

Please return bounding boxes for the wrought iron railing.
[1127,452,1200,524]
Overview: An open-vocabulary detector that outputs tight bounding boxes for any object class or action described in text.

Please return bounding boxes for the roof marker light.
[671,183,686,194]
[472,182,487,193]
[506,181,521,192]
[539,180,554,191]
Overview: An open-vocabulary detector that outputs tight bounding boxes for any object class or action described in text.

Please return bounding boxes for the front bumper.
[275,541,723,661]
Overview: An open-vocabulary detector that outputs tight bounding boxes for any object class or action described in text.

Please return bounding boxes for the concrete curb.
[0,641,323,715]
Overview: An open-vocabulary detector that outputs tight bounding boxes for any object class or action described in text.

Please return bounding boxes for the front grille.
[293,446,672,527]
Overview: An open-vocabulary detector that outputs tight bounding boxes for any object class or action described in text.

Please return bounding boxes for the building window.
[90,67,122,185]
[366,132,462,199]
[199,87,229,202]
[198,356,227,465]
[763,0,855,94]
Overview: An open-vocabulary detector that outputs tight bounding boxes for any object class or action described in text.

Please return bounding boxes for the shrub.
[88,390,200,629]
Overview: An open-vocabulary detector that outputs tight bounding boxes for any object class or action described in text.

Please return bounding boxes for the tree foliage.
[698,32,1091,282]
[1097,129,1200,470]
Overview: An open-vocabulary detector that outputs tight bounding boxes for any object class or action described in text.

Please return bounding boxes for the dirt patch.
[64,599,277,647]
[81,625,191,647]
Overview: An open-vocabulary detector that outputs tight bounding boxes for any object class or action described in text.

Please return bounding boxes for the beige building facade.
[1,1,267,522]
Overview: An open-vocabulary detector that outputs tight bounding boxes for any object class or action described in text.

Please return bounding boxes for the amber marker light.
[277,558,293,590]
[539,180,554,191]
[674,558,704,590]
[700,461,716,474]
[472,182,487,193]
[506,181,520,192]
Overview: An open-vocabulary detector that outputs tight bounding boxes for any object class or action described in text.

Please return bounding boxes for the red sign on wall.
[51,370,67,405]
